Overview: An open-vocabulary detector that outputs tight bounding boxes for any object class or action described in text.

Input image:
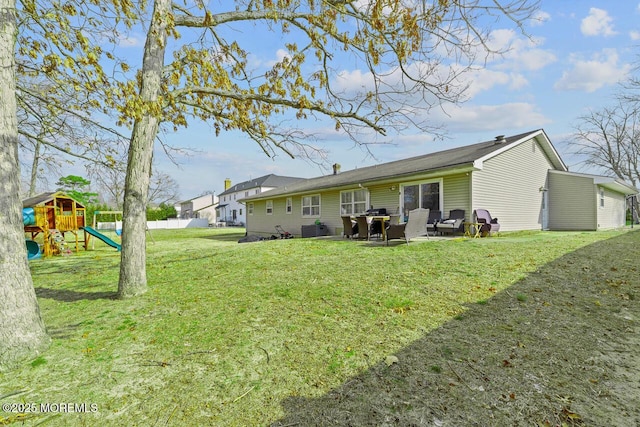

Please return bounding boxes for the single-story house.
[240,129,638,237]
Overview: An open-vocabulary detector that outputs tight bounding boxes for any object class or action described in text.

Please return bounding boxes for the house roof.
[218,174,304,196]
[178,193,215,205]
[22,191,85,208]
[241,129,566,201]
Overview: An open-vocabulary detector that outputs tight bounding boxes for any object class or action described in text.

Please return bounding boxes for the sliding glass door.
[401,180,441,221]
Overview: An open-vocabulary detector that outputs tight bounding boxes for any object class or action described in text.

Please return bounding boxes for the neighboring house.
[179,193,218,225]
[217,174,303,226]
[240,129,638,237]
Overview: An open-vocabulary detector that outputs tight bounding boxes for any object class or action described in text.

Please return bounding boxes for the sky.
[34,1,640,201]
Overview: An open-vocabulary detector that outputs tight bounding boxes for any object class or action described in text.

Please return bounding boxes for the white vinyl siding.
[472,138,555,231]
[442,174,471,219]
[547,172,596,230]
[596,187,627,229]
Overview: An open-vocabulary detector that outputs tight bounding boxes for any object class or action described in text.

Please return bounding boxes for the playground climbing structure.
[23,192,86,257]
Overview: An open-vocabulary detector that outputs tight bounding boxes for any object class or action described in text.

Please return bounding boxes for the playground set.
[23,192,121,259]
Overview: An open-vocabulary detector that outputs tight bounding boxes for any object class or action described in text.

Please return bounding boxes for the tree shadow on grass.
[197,232,247,243]
[272,231,640,427]
[35,287,117,302]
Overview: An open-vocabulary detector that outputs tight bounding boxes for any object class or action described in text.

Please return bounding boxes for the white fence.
[98,218,209,230]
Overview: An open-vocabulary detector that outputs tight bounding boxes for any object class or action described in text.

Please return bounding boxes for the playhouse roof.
[22,191,86,208]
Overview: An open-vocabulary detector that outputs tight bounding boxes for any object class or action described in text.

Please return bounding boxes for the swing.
[115,218,123,236]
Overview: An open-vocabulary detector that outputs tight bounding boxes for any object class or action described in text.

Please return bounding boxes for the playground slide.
[25,240,41,260]
[81,226,122,251]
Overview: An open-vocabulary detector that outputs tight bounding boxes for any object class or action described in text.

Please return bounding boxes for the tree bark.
[117,0,169,298]
[0,0,49,369]
[29,139,40,197]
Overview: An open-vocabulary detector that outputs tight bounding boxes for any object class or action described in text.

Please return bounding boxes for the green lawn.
[1,228,633,425]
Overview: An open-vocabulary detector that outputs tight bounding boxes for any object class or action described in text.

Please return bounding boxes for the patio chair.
[425,210,442,236]
[341,216,357,238]
[473,209,500,236]
[386,208,430,245]
[369,218,384,240]
[436,209,465,235]
[355,216,370,240]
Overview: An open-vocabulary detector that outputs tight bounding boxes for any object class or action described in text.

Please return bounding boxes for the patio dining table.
[354,215,390,240]
[371,215,391,240]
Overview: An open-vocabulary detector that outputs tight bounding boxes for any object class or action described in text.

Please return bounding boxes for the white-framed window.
[248,203,254,215]
[401,179,442,221]
[340,189,368,215]
[286,197,293,214]
[302,194,321,217]
[245,191,249,197]
[266,200,273,215]
[599,188,605,208]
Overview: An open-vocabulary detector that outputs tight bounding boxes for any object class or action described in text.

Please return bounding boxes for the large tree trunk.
[0,0,49,369]
[117,0,169,298]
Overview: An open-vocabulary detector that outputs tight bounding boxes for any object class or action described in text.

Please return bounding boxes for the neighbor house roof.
[218,174,304,196]
[241,129,566,201]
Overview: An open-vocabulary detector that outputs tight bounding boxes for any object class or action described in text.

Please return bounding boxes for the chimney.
[494,135,506,144]
[332,163,341,175]
[224,178,231,190]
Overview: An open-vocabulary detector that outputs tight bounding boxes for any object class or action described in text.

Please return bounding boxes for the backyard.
[1,228,638,426]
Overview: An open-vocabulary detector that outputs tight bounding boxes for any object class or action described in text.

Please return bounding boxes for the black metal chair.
[426,210,442,236]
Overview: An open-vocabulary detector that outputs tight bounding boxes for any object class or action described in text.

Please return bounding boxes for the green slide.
[82,226,122,251]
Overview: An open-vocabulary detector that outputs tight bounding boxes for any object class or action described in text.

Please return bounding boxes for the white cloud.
[118,33,145,48]
[333,68,375,93]
[554,49,631,92]
[630,30,640,41]
[461,69,511,98]
[530,10,551,27]
[439,103,551,133]
[580,8,617,37]
[486,30,557,72]
[264,49,292,68]
[508,73,529,90]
